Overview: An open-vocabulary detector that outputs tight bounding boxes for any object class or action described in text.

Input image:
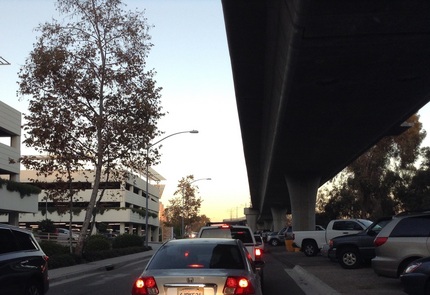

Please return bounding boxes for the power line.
[0,56,10,65]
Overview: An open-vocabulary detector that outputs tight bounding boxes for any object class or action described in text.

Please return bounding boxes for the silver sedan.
[131,238,264,295]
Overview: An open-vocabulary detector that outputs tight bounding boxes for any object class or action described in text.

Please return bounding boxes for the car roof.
[0,224,32,234]
[201,224,251,230]
[394,210,430,218]
[166,238,240,246]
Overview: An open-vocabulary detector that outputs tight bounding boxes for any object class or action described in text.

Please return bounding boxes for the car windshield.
[357,219,373,229]
[147,243,245,270]
[370,219,392,233]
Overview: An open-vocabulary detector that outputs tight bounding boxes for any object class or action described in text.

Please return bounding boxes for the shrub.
[48,253,79,269]
[40,240,69,256]
[38,219,56,233]
[84,234,111,252]
[112,234,144,249]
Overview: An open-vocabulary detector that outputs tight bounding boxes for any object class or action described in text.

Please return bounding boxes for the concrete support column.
[244,208,259,232]
[154,226,160,242]
[136,224,142,236]
[11,134,20,149]
[285,174,321,231]
[120,223,125,234]
[271,207,287,232]
[148,226,153,242]
[263,220,273,231]
[8,212,19,226]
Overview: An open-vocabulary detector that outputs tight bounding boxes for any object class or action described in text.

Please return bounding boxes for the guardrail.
[34,232,78,246]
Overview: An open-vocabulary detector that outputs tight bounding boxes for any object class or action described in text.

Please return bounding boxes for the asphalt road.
[267,244,405,295]
[48,243,406,295]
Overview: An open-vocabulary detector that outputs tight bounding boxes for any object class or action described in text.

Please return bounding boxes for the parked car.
[326,217,392,269]
[0,224,49,295]
[266,227,290,246]
[56,228,79,240]
[294,218,372,257]
[372,211,430,277]
[131,238,264,295]
[400,256,430,295]
[254,229,271,242]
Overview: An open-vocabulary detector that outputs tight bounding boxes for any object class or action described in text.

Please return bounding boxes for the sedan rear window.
[148,243,245,270]
[200,228,254,244]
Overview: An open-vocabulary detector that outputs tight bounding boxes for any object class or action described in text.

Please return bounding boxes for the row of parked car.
[256,211,430,294]
[321,211,430,295]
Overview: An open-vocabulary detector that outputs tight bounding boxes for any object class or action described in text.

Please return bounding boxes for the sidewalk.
[49,243,161,283]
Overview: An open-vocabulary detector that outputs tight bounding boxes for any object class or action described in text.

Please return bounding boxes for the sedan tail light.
[374,237,388,247]
[131,276,159,295]
[223,276,255,294]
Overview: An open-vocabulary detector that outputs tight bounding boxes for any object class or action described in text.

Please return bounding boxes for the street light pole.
[181,177,211,238]
[144,130,198,247]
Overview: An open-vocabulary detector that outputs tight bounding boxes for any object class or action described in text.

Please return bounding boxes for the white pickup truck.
[293,218,373,257]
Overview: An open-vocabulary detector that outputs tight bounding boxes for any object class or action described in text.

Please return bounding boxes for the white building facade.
[0,168,165,242]
[0,101,39,225]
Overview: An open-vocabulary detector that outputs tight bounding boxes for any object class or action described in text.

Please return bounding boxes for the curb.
[49,251,156,283]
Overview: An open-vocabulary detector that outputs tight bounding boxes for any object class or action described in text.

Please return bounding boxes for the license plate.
[177,287,204,295]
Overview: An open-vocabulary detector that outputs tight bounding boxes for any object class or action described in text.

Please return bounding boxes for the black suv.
[327,217,392,269]
[0,224,49,295]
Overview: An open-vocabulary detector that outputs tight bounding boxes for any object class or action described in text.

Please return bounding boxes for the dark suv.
[0,224,49,295]
[327,217,392,269]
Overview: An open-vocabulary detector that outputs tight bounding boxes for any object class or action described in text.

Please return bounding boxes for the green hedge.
[40,234,152,269]
[112,234,144,249]
[84,234,111,252]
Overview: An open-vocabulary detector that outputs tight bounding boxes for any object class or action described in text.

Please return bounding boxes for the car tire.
[302,240,318,257]
[339,247,361,269]
[270,239,279,246]
[24,280,42,295]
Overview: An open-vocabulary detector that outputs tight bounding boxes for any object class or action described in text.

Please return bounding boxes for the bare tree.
[18,0,164,256]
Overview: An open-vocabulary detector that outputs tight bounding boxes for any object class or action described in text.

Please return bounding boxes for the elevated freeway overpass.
[221,0,430,231]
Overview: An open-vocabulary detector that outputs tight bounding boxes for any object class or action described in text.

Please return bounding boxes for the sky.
[1,0,430,221]
[0,0,250,221]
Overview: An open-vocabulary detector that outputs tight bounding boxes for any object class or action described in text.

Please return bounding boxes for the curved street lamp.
[181,177,212,237]
[144,130,198,246]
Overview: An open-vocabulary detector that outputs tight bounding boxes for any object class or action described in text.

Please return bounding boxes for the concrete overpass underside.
[221,0,430,230]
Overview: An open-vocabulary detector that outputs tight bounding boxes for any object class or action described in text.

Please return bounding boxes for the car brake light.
[131,276,159,295]
[223,276,255,295]
[374,237,388,247]
[255,248,262,257]
[220,224,231,229]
